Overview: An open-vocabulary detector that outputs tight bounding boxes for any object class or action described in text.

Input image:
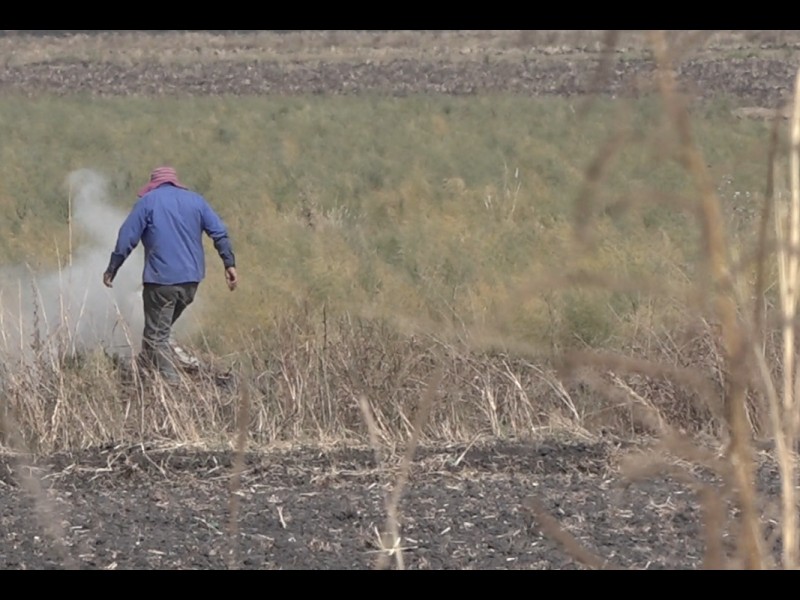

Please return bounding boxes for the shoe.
[169,336,201,370]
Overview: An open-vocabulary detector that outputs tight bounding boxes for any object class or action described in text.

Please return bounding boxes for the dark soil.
[0,439,783,570]
[0,32,796,108]
[0,55,795,109]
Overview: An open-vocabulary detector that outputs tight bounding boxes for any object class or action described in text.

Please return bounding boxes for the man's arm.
[103,200,149,286]
[201,202,236,269]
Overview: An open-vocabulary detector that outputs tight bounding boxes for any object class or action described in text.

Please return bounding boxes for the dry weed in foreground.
[526,31,800,570]
[768,62,800,570]
[0,397,77,569]
[523,496,622,570]
[650,30,763,568]
[358,364,443,570]
[227,377,251,570]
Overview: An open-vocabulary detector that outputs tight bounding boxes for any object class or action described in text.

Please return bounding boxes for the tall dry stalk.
[227,378,250,570]
[0,394,77,568]
[67,181,73,269]
[770,66,800,569]
[647,30,765,569]
[358,364,442,570]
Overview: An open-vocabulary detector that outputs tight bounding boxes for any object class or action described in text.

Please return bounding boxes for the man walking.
[103,166,238,383]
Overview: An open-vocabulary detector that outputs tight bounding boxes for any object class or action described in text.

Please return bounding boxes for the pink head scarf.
[137,166,188,197]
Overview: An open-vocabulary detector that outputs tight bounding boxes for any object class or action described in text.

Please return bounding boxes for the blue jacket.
[106,183,235,285]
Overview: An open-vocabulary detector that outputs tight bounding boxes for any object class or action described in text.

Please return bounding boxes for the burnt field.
[0,30,797,108]
[0,46,796,109]
[0,439,786,570]
[0,31,795,569]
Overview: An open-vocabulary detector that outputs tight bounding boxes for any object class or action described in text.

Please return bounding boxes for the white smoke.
[0,168,198,361]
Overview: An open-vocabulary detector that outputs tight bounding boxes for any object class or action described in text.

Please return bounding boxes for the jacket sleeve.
[201,201,236,269]
[106,200,148,276]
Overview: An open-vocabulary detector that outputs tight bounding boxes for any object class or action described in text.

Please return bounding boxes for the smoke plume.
[0,168,200,361]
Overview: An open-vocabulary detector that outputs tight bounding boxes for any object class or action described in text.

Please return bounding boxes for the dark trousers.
[140,282,198,381]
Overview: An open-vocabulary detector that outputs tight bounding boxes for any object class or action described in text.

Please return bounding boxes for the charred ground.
[0,439,785,569]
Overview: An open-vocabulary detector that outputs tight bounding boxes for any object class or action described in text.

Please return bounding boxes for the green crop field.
[0,92,775,356]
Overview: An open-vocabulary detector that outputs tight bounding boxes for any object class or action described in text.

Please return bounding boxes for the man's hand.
[103,271,114,288]
[225,266,238,291]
